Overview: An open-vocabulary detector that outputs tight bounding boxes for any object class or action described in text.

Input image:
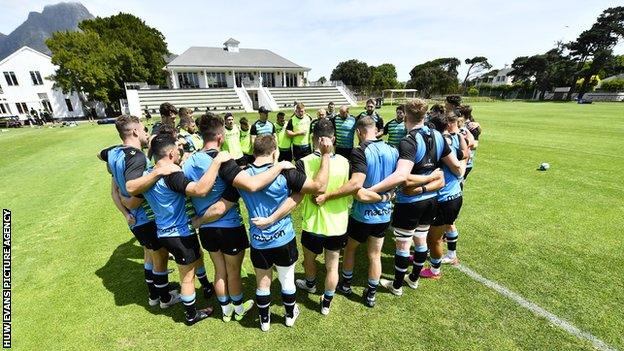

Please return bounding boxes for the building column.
[232,70,236,88]
[170,70,178,89]
[203,69,208,88]
[283,71,286,87]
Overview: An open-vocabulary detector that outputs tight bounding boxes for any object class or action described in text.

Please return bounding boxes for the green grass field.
[3,101,623,350]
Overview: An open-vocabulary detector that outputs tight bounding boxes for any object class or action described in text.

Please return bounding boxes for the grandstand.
[124,39,356,116]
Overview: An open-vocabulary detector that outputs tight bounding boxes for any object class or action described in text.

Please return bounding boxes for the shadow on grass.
[95,237,184,323]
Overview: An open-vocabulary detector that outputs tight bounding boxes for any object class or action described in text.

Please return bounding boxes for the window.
[3,72,18,86]
[30,71,43,85]
[206,72,227,88]
[0,82,3,94]
[177,72,200,89]
[15,102,28,114]
[235,72,254,87]
[285,72,297,87]
[261,72,275,87]
[0,104,7,114]
[65,99,74,112]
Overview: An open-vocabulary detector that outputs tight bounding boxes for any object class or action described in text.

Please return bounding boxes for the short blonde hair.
[317,108,326,117]
[404,99,428,123]
[295,102,305,109]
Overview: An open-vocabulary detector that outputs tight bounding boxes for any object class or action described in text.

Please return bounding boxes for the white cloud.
[1,0,622,80]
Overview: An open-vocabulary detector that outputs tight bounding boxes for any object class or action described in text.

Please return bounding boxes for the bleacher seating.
[137,88,244,113]
[268,86,350,109]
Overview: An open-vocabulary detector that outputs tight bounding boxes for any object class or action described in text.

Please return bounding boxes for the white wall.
[0,47,87,120]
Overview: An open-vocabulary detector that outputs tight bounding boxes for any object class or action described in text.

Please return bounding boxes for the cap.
[258,106,271,114]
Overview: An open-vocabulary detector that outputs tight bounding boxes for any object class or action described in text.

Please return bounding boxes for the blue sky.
[1,0,623,81]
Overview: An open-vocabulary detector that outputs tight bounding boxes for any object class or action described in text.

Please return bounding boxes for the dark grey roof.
[167,46,309,70]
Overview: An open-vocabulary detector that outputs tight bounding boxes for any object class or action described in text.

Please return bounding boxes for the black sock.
[195,266,211,288]
[393,251,410,289]
[152,270,171,303]
[367,279,378,297]
[322,292,334,308]
[256,293,271,323]
[408,249,428,281]
[447,230,459,251]
[282,292,296,317]
[341,270,353,288]
[181,293,197,319]
[305,277,316,288]
[144,268,158,300]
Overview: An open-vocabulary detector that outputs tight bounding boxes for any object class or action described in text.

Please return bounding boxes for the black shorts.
[158,235,202,266]
[278,148,293,162]
[432,196,463,226]
[292,144,311,161]
[335,147,353,160]
[346,217,390,243]
[250,239,298,270]
[198,225,249,256]
[301,231,348,255]
[391,197,438,231]
[131,221,162,250]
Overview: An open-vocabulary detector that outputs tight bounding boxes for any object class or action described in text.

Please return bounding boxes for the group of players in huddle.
[98,96,482,330]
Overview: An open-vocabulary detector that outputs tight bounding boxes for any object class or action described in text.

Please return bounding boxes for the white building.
[0,46,100,121]
[475,67,514,86]
[125,38,356,116]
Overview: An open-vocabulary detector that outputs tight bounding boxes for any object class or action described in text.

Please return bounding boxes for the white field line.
[454,264,618,351]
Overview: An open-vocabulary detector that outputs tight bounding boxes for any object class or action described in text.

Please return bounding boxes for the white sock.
[234,302,245,314]
[222,303,233,315]
[431,267,441,275]
[447,250,456,258]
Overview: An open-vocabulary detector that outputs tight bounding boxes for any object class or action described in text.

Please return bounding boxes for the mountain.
[0,2,93,60]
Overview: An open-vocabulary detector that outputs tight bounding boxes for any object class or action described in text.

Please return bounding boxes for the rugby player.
[420,112,468,277]
[309,108,327,146]
[151,102,178,135]
[382,105,407,148]
[356,98,384,138]
[314,116,397,307]
[331,105,357,159]
[221,134,332,331]
[239,117,253,165]
[364,99,462,296]
[275,112,293,162]
[98,115,180,308]
[288,119,350,315]
[286,102,312,161]
[327,102,336,118]
[250,106,276,147]
[222,113,246,166]
[141,131,231,325]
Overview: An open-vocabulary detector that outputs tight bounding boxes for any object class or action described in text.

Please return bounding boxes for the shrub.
[600,79,624,92]
[467,87,479,96]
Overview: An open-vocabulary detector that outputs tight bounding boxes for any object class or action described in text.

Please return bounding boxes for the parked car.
[0,116,22,128]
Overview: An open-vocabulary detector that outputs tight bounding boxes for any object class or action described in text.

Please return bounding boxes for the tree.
[369,63,399,94]
[406,58,460,98]
[330,59,371,90]
[566,6,624,99]
[79,13,169,86]
[510,43,576,100]
[46,13,169,108]
[461,56,492,93]
[317,76,327,84]
[46,30,149,107]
